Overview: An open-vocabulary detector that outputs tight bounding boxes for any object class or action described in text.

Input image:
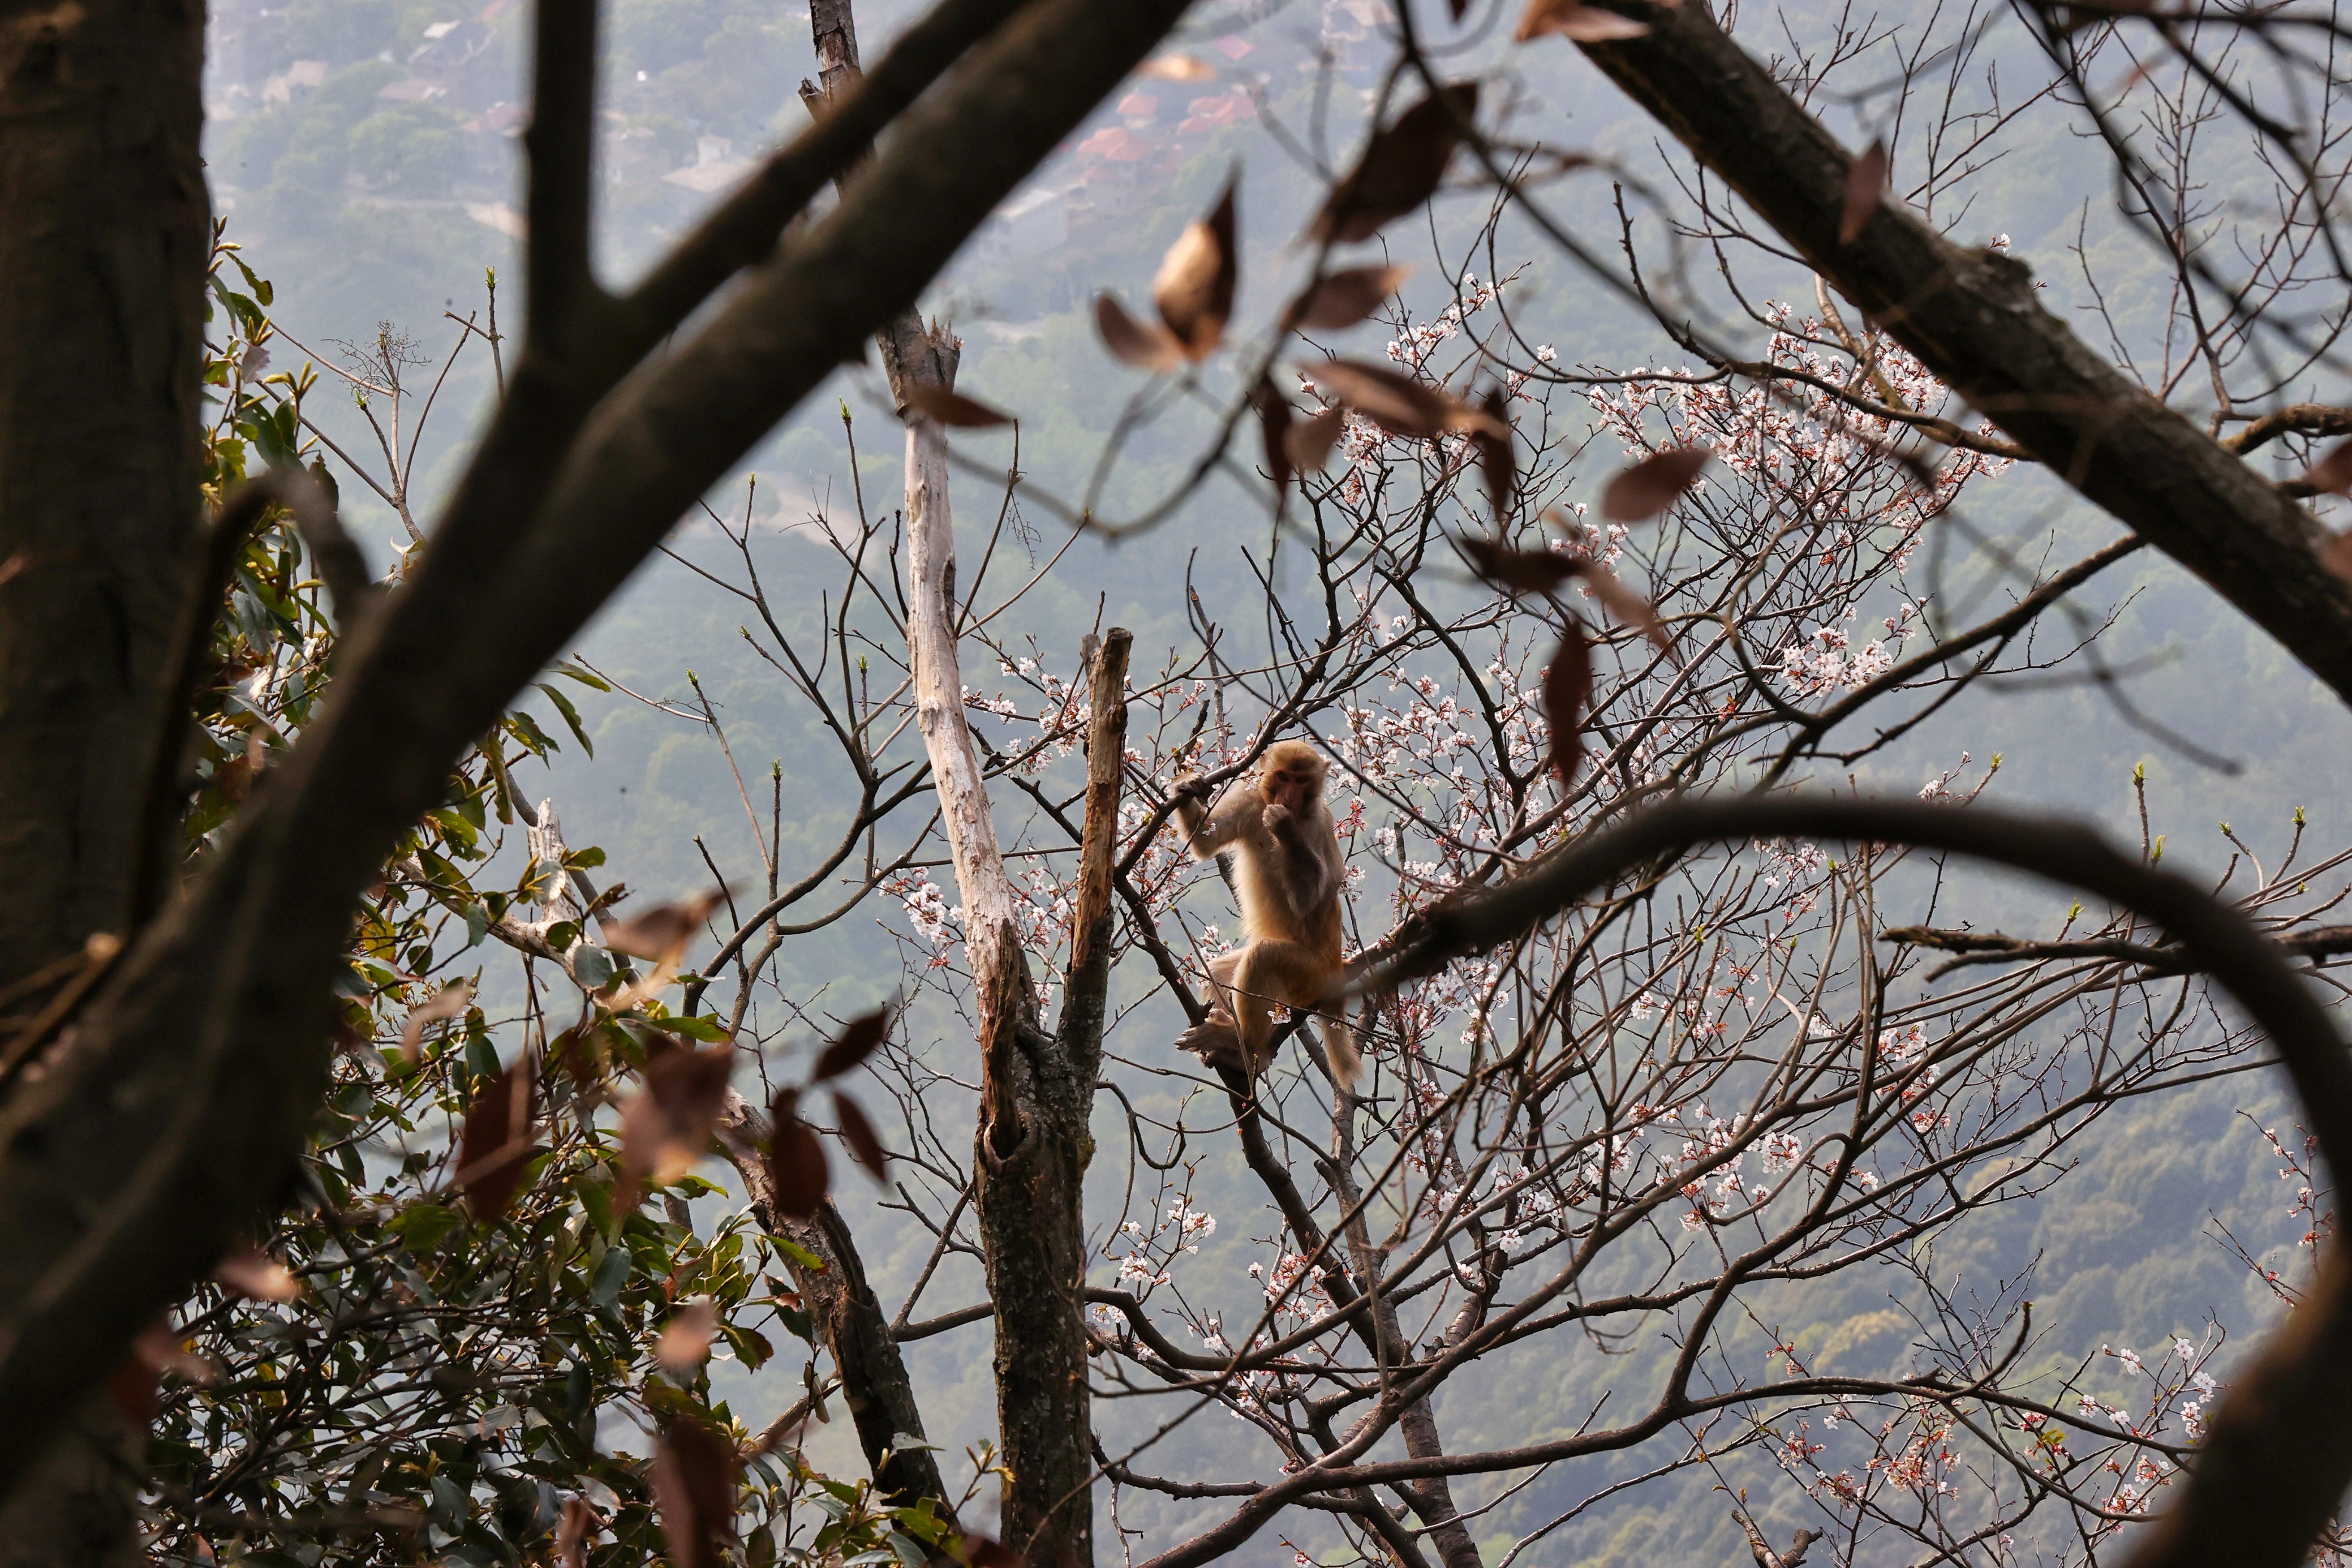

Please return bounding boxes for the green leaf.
[589,1241,631,1308]
[545,920,580,954]
[563,846,606,869]
[466,901,490,949]
[572,946,614,989]
[535,682,595,756]
[773,1235,826,1271]
[652,1012,729,1043]
[552,660,611,692]
[392,1203,462,1255]
[232,255,275,306]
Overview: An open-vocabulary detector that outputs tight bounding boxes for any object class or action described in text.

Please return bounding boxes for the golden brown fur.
[1171,739,1358,1085]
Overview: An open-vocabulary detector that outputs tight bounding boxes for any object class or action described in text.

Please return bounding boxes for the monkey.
[1170,738,1360,1087]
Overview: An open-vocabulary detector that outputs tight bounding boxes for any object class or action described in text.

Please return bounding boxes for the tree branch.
[1565,0,2352,704]
[0,0,1196,1492]
[1353,793,2352,1568]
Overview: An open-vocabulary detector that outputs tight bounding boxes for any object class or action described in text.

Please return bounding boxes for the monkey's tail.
[1321,1015,1362,1095]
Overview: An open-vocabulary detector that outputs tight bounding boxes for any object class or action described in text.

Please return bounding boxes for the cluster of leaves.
[143,235,926,1568]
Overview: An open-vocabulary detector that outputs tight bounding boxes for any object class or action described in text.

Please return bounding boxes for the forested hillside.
[153,0,2352,1560]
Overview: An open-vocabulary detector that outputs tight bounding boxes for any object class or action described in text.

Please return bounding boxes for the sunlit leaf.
[555,1497,597,1568]
[1841,138,1889,245]
[1309,83,1480,245]
[396,978,473,1066]
[655,1297,720,1372]
[1290,264,1412,331]
[214,1247,300,1304]
[606,887,731,965]
[1515,0,1649,40]
[1599,445,1710,521]
[1094,294,1187,371]
[618,1044,735,1209]
[906,384,1013,428]
[1153,177,1238,359]
[1139,52,1216,80]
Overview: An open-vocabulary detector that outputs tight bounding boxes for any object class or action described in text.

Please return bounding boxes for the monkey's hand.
[1261,801,1294,830]
[1174,1017,1248,1074]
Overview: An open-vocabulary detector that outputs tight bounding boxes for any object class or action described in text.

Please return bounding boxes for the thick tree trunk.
[0,0,208,977]
[0,0,208,1559]
[0,0,1192,1498]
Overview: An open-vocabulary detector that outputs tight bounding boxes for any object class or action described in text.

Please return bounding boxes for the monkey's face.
[1263,764,1323,813]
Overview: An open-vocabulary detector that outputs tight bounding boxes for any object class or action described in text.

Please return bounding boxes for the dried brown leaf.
[1542,622,1595,782]
[1475,385,1513,517]
[605,888,730,966]
[957,1536,1022,1568]
[1285,405,1348,472]
[834,1091,889,1180]
[396,979,472,1066]
[766,1089,831,1220]
[1154,177,1238,359]
[1139,52,1216,81]
[618,1044,735,1208]
[214,1247,300,1304]
[1310,83,1480,245]
[655,1297,720,1372]
[1599,445,1710,521]
[1094,294,1188,371]
[456,1048,538,1221]
[810,1005,890,1081]
[652,1412,739,1568]
[1460,537,1578,595]
[554,1497,597,1568]
[2324,529,2352,584]
[1255,381,1295,502]
[1841,138,1889,245]
[906,384,1013,429]
[1291,264,1413,331]
[1572,556,1676,655]
[2306,438,2352,496]
[1515,0,1650,40]
[1309,358,1505,441]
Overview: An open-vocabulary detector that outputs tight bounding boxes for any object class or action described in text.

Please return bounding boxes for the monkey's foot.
[1174,1019,1247,1073]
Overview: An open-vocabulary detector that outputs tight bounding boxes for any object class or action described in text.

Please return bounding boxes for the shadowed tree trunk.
[0,0,1194,1513]
[0,0,208,1561]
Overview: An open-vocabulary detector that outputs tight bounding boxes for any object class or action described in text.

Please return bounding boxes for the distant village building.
[1319,0,1393,72]
[662,135,752,196]
[1177,91,1252,137]
[976,187,1069,265]
[260,59,328,108]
